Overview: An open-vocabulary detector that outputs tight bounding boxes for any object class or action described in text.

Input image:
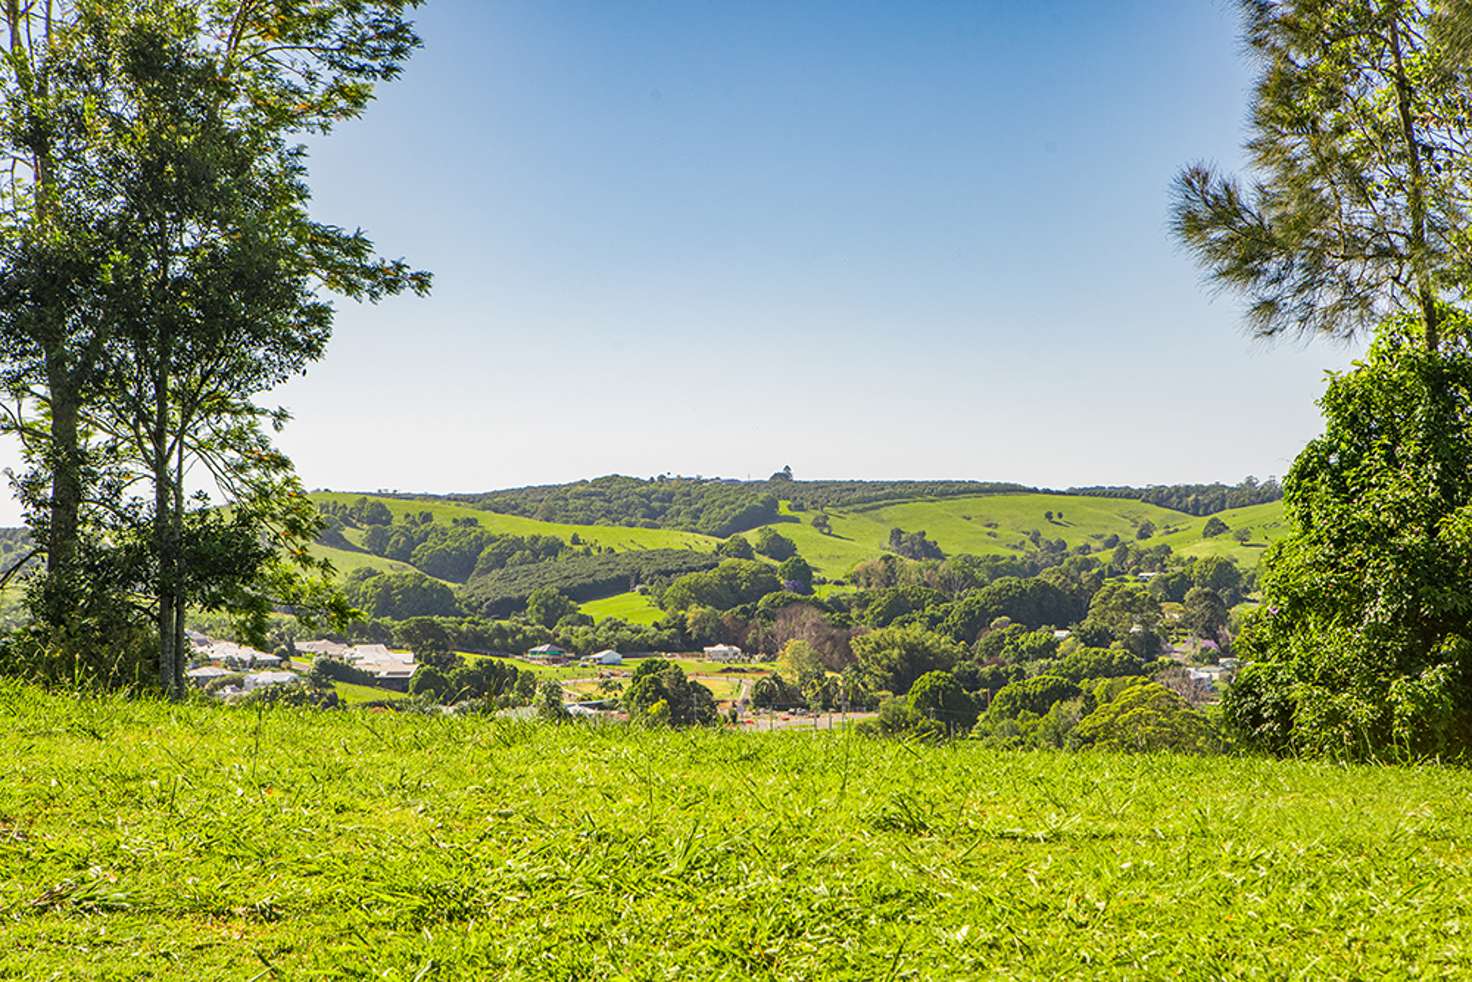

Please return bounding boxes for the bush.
[852,626,964,696]
[989,675,1081,720]
[908,671,979,732]
[1071,681,1217,753]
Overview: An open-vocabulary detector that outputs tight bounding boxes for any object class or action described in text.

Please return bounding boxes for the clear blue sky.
[7,1,1366,519]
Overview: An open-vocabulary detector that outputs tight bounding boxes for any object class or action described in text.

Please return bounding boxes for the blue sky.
[33,0,1369,516]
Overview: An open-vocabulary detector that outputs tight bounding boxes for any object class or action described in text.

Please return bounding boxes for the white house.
[201,641,282,669]
[590,649,623,666]
[296,639,354,659]
[703,644,744,661]
[243,671,298,691]
[185,666,232,684]
[345,644,417,690]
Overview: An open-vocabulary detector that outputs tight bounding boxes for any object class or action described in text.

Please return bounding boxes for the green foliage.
[751,672,804,710]
[939,577,1081,642]
[525,588,578,630]
[907,671,979,731]
[344,569,460,620]
[776,555,814,592]
[754,527,797,561]
[1226,317,1472,760]
[535,680,569,721]
[887,528,944,561]
[1202,517,1229,539]
[459,476,780,537]
[661,559,781,613]
[715,535,755,560]
[989,675,1082,720]
[1173,0,1472,346]
[622,659,717,726]
[1071,681,1218,754]
[462,549,718,619]
[1069,479,1282,516]
[407,666,449,702]
[1182,587,1228,641]
[1053,646,1145,684]
[852,625,964,695]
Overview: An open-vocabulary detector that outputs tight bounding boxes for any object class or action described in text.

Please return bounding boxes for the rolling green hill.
[4,680,1468,978]
[743,494,1287,579]
[309,491,1288,616]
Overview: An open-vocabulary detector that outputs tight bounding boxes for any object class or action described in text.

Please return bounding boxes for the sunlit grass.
[2,679,1469,977]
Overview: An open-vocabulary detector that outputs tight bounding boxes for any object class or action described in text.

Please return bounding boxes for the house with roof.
[185,666,233,685]
[589,649,623,666]
[703,644,744,661]
[200,641,282,669]
[243,671,298,691]
[527,643,570,664]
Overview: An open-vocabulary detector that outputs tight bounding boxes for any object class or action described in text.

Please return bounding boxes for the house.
[527,643,570,663]
[590,649,623,666]
[296,639,354,659]
[243,671,298,691]
[703,644,744,661]
[185,666,232,685]
[200,641,282,669]
[345,644,417,691]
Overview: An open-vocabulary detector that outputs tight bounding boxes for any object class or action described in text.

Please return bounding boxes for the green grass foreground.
[2,681,1469,978]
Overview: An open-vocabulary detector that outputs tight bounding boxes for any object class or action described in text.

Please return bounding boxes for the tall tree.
[1172,0,1472,352]
[0,1,429,691]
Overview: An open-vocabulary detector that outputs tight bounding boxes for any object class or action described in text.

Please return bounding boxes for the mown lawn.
[3,680,1471,978]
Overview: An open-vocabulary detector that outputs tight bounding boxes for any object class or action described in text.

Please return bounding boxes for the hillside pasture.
[578,590,665,625]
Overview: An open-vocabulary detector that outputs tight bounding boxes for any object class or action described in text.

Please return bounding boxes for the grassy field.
[578,590,665,625]
[3,680,1470,978]
[745,494,1285,578]
[1156,500,1292,562]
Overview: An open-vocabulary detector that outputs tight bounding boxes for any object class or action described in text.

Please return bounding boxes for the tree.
[811,513,832,535]
[408,665,449,703]
[716,535,755,560]
[754,527,797,561]
[1071,681,1217,754]
[1182,587,1229,642]
[622,659,717,726]
[1135,521,1155,540]
[777,639,825,681]
[0,1,428,693]
[535,679,569,721]
[776,555,814,593]
[1172,1,1472,354]
[1226,315,1472,760]
[1202,517,1230,538]
[852,625,964,695]
[908,671,979,732]
[988,675,1081,720]
[525,587,578,629]
[1086,581,1162,647]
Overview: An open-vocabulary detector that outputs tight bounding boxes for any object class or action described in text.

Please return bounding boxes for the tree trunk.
[154,334,176,697]
[1387,10,1440,352]
[41,355,82,625]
